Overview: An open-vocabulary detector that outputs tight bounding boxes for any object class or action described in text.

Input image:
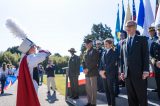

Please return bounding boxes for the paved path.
[0,81,69,106]
[1,81,160,106]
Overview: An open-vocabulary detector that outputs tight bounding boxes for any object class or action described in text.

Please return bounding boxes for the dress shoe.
[84,103,91,106]
[72,96,79,99]
[90,104,96,106]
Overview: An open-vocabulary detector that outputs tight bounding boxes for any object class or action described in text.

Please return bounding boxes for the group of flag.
[115,0,160,41]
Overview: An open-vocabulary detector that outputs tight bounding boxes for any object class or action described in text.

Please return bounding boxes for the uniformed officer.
[148,26,158,51]
[82,39,99,106]
[150,24,160,99]
[68,48,80,99]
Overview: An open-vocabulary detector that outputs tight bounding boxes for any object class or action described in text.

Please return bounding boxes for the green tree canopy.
[81,23,113,53]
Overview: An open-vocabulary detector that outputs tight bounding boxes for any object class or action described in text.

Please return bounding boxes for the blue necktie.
[127,37,132,52]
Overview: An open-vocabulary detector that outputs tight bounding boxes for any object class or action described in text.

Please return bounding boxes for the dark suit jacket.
[82,47,99,77]
[100,49,117,79]
[68,55,80,76]
[121,35,149,79]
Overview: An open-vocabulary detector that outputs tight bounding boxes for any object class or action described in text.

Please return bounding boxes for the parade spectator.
[7,64,13,75]
[96,40,105,93]
[150,24,160,99]
[99,38,117,106]
[120,20,149,106]
[46,60,56,94]
[38,64,44,85]
[68,48,80,99]
[0,62,8,94]
[33,66,40,86]
[82,39,99,106]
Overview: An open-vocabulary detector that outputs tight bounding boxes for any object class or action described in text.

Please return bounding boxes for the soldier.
[68,48,80,99]
[82,39,99,106]
[96,40,105,93]
[148,26,158,92]
[148,26,158,50]
[150,24,160,100]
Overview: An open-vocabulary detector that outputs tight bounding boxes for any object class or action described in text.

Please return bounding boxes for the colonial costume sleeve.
[27,52,49,68]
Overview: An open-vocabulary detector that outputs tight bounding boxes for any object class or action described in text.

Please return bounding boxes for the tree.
[0,51,21,67]
[54,53,62,57]
[81,23,113,53]
[7,46,21,54]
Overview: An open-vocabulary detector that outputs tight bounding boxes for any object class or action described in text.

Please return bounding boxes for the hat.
[96,40,102,44]
[125,20,137,27]
[148,26,155,32]
[84,39,92,44]
[68,48,76,52]
[156,24,160,30]
[18,38,35,54]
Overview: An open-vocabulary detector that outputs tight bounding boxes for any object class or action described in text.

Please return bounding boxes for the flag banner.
[143,0,154,37]
[155,0,159,19]
[132,0,136,21]
[137,0,145,27]
[0,75,17,92]
[115,4,120,42]
[121,0,125,31]
[125,2,132,24]
[67,66,85,88]
[155,4,160,26]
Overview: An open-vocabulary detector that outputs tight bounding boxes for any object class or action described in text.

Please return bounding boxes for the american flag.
[132,0,136,21]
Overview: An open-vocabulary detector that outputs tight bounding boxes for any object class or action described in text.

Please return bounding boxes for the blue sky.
[0,0,156,56]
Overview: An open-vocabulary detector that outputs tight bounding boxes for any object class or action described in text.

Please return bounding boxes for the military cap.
[84,39,92,44]
[148,26,155,32]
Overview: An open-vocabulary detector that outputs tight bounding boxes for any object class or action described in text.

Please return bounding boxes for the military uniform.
[68,48,80,99]
[148,26,158,51]
[150,39,160,100]
[82,39,99,106]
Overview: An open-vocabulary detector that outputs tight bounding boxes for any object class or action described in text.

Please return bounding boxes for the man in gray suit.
[68,48,80,99]
[120,20,149,106]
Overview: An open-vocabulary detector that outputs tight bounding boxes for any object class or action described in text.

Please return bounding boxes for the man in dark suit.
[68,48,80,99]
[82,39,99,106]
[100,38,117,106]
[120,20,149,106]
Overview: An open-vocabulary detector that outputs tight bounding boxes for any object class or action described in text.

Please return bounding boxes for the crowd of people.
[0,63,17,94]
[67,20,160,106]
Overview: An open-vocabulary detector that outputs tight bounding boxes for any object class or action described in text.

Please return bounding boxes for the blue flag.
[115,4,120,42]
[121,0,125,31]
[137,0,145,27]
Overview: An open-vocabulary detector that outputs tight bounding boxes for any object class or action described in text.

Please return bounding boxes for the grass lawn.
[43,74,66,95]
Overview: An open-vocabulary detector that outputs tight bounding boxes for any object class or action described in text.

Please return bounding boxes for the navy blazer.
[99,49,117,78]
